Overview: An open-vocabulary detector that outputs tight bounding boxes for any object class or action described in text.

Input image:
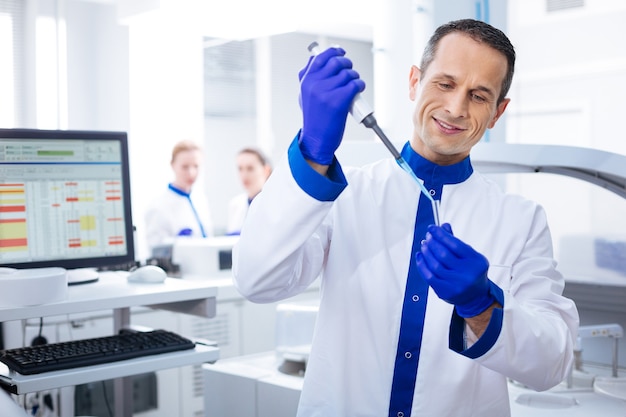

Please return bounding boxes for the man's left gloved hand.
[415,223,496,318]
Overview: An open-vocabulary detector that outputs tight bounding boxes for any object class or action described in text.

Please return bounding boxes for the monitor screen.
[0,129,135,283]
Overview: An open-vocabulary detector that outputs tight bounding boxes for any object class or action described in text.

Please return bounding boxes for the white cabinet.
[177,279,319,417]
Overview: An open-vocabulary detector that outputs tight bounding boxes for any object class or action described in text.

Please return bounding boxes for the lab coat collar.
[400,142,473,185]
[168,183,191,197]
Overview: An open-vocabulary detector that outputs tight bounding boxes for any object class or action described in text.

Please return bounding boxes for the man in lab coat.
[233,19,579,417]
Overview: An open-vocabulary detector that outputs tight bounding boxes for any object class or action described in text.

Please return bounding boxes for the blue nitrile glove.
[415,223,495,318]
[297,47,366,165]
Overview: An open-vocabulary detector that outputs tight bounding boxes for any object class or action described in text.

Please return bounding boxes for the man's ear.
[409,65,421,101]
[488,98,510,129]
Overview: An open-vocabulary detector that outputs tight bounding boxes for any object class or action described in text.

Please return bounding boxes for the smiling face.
[409,33,510,165]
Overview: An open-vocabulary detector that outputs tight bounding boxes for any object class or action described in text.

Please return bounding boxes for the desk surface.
[0,271,219,322]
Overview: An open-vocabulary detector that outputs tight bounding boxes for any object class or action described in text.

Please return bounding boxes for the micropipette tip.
[432,199,441,227]
[397,158,431,200]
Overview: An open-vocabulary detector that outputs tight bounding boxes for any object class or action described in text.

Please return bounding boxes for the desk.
[0,271,220,417]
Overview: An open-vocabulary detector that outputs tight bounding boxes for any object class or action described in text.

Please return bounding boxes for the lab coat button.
[397,412,405,417]
[412,295,419,302]
[404,352,412,359]
[429,189,436,196]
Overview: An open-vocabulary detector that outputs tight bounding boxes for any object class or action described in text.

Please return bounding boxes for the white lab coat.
[233,141,579,417]
[144,185,213,251]
[226,193,250,235]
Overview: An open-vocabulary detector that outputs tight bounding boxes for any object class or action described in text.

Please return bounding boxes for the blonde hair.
[171,140,201,164]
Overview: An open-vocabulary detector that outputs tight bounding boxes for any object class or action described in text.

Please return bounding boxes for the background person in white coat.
[226,147,272,235]
[233,19,578,417]
[144,140,213,252]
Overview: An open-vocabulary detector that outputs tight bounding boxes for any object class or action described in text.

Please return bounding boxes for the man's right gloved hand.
[298,47,365,166]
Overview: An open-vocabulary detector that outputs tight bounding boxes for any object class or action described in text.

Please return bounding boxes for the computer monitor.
[0,128,135,284]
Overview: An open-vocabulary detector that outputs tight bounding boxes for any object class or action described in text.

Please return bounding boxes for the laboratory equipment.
[275,300,319,367]
[0,329,195,375]
[204,300,319,417]
[0,128,135,285]
[204,353,303,417]
[306,42,440,226]
[577,324,623,378]
[171,236,238,278]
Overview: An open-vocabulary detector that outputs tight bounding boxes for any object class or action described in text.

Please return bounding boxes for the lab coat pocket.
[488,264,512,293]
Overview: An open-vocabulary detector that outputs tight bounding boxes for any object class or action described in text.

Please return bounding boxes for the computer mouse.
[127,265,167,283]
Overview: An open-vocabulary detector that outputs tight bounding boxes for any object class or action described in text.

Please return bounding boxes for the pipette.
[306,42,440,226]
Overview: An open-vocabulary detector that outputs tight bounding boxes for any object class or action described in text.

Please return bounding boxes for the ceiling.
[84,0,375,41]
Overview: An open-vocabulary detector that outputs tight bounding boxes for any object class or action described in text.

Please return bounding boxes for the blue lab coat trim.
[168,183,190,197]
[400,141,473,185]
[288,133,347,202]
[449,281,505,359]
[168,183,207,238]
[388,191,434,417]
[388,143,474,417]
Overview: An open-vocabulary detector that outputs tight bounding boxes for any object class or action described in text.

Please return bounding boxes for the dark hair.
[238,147,272,168]
[420,19,515,104]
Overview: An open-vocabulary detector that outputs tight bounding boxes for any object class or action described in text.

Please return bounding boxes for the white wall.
[39,0,206,260]
[506,0,626,368]
[65,0,129,132]
[124,7,205,260]
[506,0,626,255]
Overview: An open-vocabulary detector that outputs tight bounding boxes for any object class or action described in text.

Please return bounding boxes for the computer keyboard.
[0,329,196,375]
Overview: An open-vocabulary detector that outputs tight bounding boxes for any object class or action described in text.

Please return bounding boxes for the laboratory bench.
[203,351,626,417]
[508,363,626,416]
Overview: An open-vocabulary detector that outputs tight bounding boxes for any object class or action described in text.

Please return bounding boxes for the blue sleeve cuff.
[449,280,505,359]
[287,132,348,202]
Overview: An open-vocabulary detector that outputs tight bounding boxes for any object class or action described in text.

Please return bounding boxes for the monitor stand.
[67,268,99,285]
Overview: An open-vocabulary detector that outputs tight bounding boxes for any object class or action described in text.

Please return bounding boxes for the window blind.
[203,38,256,118]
